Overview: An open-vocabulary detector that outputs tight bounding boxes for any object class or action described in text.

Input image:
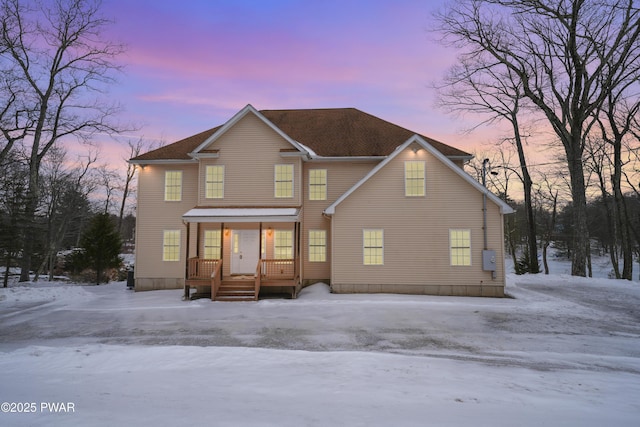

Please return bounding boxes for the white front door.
[231,230,260,275]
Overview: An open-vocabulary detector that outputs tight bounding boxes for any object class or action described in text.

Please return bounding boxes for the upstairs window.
[405,161,425,197]
[164,171,182,201]
[309,169,327,200]
[450,229,471,266]
[205,165,224,199]
[363,229,384,265]
[275,164,294,198]
[204,229,222,259]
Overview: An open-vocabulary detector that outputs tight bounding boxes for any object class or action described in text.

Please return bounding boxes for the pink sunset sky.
[96,0,508,164]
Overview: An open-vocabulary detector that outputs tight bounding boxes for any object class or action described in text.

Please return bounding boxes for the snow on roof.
[182,208,300,223]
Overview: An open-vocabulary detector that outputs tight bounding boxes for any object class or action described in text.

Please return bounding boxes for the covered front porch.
[182,208,302,301]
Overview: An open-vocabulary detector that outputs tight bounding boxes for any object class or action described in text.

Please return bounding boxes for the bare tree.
[0,73,30,165]
[0,152,27,287]
[534,172,560,275]
[118,138,146,233]
[35,146,95,281]
[0,0,125,281]
[437,58,540,273]
[583,136,620,277]
[95,163,120,215]
[596,91,640,279]
[436,0,640,277]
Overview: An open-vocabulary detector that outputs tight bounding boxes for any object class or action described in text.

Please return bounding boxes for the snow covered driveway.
[1,275,639,426]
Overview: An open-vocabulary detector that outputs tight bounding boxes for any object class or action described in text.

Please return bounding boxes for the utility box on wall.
[482,250,496,272]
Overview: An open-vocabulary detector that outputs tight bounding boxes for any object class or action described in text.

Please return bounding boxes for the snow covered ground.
[1,258,639,426]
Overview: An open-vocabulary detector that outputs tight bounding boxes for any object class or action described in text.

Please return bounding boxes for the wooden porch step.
[214,280,256,301]
[217,289,255,296]
[220,281,254,288]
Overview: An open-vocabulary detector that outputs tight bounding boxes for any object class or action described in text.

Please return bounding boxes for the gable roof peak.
[189,104,308,157]
[324,135,513,215]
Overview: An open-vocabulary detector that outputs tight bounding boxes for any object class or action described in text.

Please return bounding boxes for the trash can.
[126,269,135,289]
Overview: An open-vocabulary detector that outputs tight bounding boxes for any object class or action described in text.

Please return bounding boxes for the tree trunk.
[522,166,539,273]
[3,256,10,288]
[612,146,633,280]
[511,113,539,274]
[566,148,588,277]
[609,242,620,279]
[596,182,620,278]
[506,215,517,263]
[587,244,592,277]
[19,163,41,282]
[542,242,549,275]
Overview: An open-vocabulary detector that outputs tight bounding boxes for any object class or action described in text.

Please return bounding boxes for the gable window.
[308,230,326,262]
[450,229,471,266]
[163,230,181,261]
[205,165,224,199]
[363,229,383,265]
[275,164,294,198]
[405,161,425,197]
[164,171,182,201]
[204,229,222,259]
[274,230,293,259]
[309,169,327,200]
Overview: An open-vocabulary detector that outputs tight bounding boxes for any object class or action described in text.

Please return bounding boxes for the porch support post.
[185,221,191,271]
[259,222,263,260]
[220,222,225,259]
[295,221,301,298]
[184,221,190,300]
[196,222,201,258]
[295,221,300,275]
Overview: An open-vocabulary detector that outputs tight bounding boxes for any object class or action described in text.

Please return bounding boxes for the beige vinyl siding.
[197,114,302,207]
[301,161,376,283]
[330,145,506,294]
[134,163,198,289]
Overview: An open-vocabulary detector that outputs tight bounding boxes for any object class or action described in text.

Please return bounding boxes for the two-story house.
[130,104,513,301]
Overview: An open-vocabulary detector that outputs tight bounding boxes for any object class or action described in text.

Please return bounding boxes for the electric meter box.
[482,250,496,271]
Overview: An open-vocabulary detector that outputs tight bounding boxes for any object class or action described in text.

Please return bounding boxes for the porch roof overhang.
[182,207,300,223]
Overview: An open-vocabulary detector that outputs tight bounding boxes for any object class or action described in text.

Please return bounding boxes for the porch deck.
[184,258,300,301]
[184,258,222,300]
